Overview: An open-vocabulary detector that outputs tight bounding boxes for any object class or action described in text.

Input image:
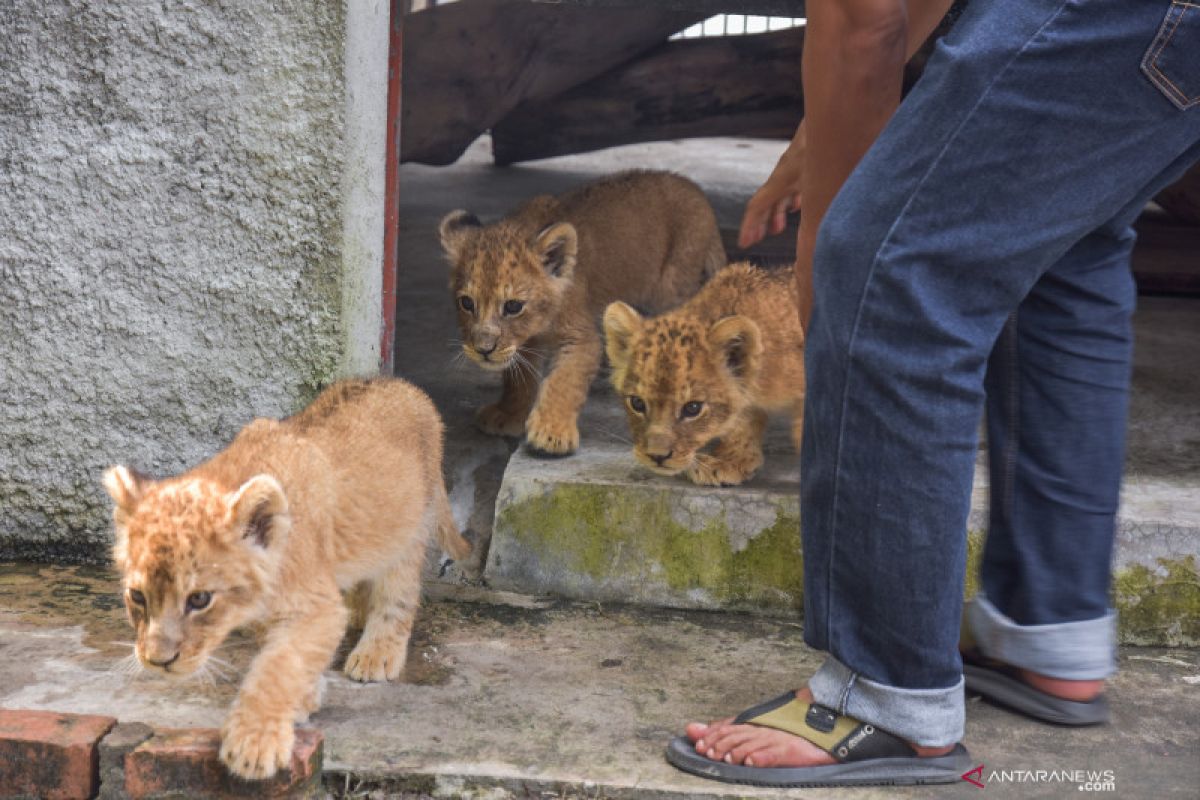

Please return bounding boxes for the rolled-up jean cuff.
[967,594,1117,680]
[808,656,964,748]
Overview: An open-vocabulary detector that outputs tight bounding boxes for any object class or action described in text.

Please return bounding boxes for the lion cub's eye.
[681,401,704,419]
[186,591,212,612]
[503,299,525,316]
[458,296,475,313]
[128,589,146,606]
[628,396,646,414]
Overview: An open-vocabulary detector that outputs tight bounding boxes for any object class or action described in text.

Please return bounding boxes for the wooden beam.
[542,0,806,13]
[400,0,705,164]
[491,26,805,165]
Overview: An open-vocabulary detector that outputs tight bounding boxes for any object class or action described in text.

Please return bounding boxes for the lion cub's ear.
[103,465,150,566]
[535,222,578,280]
[226,475,290,549]
[438,210,481,259]
[708,316,763,382]
[103,465,149,524]
[603,302,643,385]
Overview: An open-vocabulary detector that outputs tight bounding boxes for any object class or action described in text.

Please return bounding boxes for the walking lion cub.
[439,170,726,456]
[603,263,806,486]
[103,378,469,780]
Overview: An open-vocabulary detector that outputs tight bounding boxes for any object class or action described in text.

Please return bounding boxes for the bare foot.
[1019,671,1104,702]
[683,688,954,768]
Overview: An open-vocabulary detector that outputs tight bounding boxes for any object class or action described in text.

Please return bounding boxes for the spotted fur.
[604,263,806,486]
[439,170,726,456]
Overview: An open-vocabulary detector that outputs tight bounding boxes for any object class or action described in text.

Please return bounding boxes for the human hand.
[738,122,806,249]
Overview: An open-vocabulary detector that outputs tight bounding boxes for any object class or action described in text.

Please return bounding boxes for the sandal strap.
[735,693,918,763]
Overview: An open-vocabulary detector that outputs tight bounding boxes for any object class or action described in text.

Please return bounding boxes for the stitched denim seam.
[1142,3,1200,109]
[838,672,857,715]
[1151,6,1188,99]
[824,0,1074,661]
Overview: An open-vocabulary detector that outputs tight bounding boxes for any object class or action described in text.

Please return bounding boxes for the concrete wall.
[0,1,386,560]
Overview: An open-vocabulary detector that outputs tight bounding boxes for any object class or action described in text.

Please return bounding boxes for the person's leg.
[687,0,1200,768]
[971,138,1200,698]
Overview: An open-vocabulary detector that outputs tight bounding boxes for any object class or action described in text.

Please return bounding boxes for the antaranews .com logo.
[962,764,1117,792]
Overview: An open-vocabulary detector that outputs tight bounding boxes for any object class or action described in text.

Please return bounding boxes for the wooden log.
[401,0,705,165]
[722,216,1200,297]
[1154,162,1200,226]
[491,26,805,165]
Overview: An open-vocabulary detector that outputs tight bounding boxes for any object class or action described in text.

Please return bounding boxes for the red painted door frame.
[380,0,404,374]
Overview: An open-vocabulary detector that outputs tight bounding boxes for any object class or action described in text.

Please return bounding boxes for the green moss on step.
[1113,556,1200,646]
[964,529,985,600]
[966,533,1198,646]
[496,484,802,613]
[498,485,1198,643]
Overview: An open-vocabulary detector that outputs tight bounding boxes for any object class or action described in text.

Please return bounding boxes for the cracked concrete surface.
[0,563,1197,799]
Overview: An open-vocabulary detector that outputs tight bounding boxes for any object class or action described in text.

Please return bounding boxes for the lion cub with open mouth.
[103,378,469,780]
[439,170,725,456]
[604,263,806,486]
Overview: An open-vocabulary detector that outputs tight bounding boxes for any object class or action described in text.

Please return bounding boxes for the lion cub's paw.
[525,409,580,457]
[220,711,294,780]
[685,454,757,487]
[295,678,325,723]
[475,403,527,438]
[344,635,408,682]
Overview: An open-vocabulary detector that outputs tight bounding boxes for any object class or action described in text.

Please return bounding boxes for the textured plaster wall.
[0,1,363,560]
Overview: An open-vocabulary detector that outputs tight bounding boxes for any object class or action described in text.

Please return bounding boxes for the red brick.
[0,708,117,800]
[123,727,322,799]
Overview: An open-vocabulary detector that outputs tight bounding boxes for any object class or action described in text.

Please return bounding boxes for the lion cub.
[102,378,469,780]
[603,263,805,486]
[439,170,726,456]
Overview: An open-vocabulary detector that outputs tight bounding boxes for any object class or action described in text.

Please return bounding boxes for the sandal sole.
[964,664,1110,726]
[665,737,974,788]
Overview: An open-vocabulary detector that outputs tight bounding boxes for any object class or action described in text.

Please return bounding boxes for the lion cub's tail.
[432,481,471,560]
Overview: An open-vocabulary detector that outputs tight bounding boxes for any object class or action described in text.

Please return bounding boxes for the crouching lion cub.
[603,263,805,486]
[102,378,470,780]
[439,170,726,456]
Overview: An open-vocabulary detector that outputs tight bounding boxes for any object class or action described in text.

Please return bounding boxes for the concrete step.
[2,566,1196,800]
[486,440,1199,646]
[483,297,1200,647]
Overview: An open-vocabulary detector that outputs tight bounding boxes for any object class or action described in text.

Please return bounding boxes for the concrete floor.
[1,563,1197,799]
[1,138,1192,799]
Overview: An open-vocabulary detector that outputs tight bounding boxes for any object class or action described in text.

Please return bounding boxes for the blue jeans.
[801,0,1200,747]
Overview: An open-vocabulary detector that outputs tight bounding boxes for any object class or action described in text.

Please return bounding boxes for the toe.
[704,725,762,760]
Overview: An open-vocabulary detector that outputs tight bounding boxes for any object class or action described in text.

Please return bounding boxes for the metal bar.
[381,0,404,373]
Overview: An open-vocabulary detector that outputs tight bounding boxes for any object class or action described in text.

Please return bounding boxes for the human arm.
[738,0,957,264]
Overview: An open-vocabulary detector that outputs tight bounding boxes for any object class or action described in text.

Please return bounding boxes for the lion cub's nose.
[651,450,673,466]
[147,651,180,669]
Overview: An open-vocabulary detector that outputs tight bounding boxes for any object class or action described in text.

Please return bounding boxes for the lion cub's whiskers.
[206,655,238,680]
[506,351,543,389]
[597,429,634,446]
[110,649,144,678]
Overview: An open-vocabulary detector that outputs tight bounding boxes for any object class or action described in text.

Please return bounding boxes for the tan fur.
[102,378,469,780]
[439,170,726,455]
[604,263,805,486]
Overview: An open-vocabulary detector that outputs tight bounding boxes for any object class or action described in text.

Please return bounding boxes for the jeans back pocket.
[1143,1,1200,109]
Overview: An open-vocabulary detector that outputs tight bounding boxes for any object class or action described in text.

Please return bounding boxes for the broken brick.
[0,708,117,800]
[122,726,322,798]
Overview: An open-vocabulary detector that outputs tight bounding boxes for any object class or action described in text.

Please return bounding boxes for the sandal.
[665,692,973,788]
[961,616,1110,726]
